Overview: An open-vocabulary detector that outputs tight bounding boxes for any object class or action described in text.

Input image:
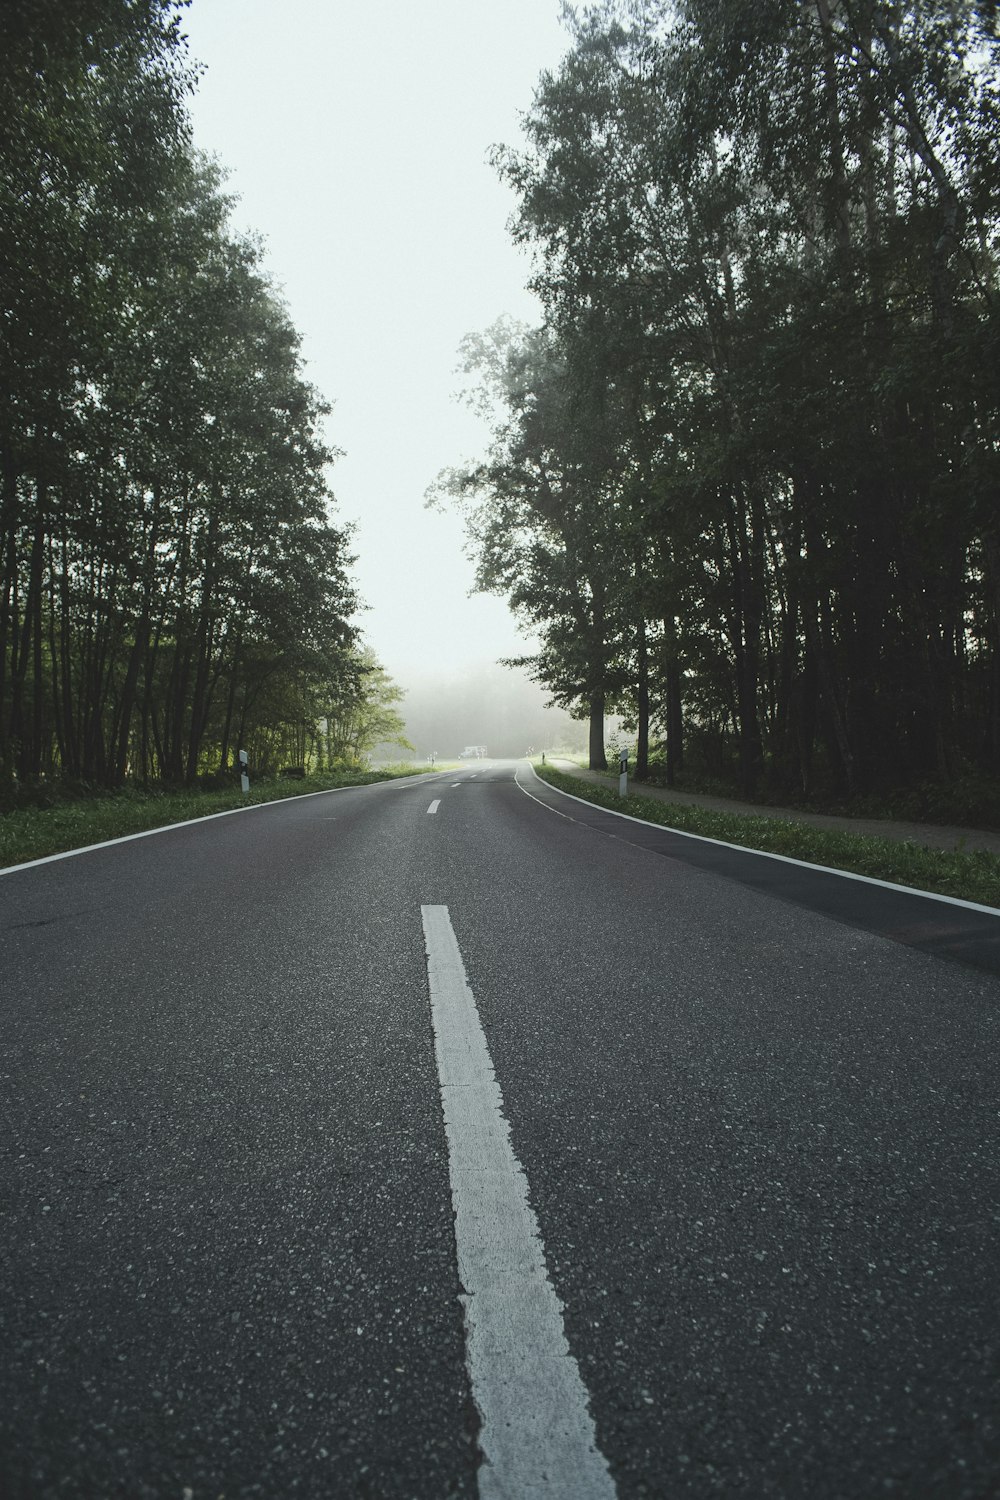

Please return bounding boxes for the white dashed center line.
[427,800,441,815]
[421,904,616,1500]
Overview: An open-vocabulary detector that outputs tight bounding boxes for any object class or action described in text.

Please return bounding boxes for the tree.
[323,650,413,765]
[0,0,196,784]
[1,5,362,793]
[436,319,636,769]
[454,0,1000,799]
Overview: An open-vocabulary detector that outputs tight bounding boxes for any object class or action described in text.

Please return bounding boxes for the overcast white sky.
[181,0,571,691]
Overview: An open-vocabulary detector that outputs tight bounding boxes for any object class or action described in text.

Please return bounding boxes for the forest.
[0,0,399,797]
[443,0,1000,804]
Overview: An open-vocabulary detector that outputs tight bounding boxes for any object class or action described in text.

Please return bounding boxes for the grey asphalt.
[2,761,998,1498]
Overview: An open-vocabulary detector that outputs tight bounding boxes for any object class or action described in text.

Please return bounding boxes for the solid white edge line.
[516,762,1000,918]
[420,904,616,1500]
[0,770,454,878]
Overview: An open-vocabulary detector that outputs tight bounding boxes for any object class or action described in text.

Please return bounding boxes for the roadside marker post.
[239,749,250,794]
[619,749,628,798]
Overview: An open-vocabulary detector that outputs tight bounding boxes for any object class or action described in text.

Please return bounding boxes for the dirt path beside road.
[545,759,1000,857]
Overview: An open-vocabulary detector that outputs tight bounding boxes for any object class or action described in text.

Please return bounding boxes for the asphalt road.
[2,760,998,1499]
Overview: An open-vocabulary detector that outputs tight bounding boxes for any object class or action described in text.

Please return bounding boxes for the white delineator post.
[618,749,628,798]
[239,748,250,794]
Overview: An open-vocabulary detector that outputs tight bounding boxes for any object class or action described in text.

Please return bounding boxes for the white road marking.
[0,772,452,878]
[427,800,441,815]
[451,782,461,787]
[421,904,616,1500]
[517,766,1000,917]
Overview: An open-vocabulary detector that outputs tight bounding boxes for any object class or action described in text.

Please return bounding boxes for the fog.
[181,0,571,688]
[383,662,586,763]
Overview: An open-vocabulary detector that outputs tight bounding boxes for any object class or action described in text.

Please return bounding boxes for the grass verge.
[535,765,1000,909]
[0,765,435,871]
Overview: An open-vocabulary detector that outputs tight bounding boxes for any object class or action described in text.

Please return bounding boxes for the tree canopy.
[0,0,402,791]
[447,0,1000,797]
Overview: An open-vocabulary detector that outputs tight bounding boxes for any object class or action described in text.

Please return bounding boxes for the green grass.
[0,764,437,870]
[535,765,1000,909]
[567,755,1000,831]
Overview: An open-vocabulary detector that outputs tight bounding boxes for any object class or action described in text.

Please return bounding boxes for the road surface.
[2,760,998,1498]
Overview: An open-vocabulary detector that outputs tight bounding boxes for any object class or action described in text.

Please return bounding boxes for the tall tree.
[1,3,362,791]
[437,319,636,769]
[455,0,1000,799]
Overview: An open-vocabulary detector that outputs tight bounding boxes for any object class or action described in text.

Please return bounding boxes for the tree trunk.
[218,632,242,775]
[587,578,609,771]
[0,436,19,779]
[112,615,150,785]
[635,614,649,780]
[12,510,44,778]
[666,657,683,787]
[588,689,607,770]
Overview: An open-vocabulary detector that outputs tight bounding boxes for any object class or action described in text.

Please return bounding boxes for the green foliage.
[321,648,414,765]
[0,2,362,791]
[435,318,637,770]
[451,0,1000,810]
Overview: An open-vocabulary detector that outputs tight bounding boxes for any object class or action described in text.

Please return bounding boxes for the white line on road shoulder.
[516,766,1000,917]
[421,904,616,1500]
[427,800,441,815]
[0,772,451,878]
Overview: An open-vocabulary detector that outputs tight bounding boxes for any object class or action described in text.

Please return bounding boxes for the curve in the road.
[517,764,1000,977]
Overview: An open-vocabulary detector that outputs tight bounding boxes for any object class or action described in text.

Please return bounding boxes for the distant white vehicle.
[459,745,488,759]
